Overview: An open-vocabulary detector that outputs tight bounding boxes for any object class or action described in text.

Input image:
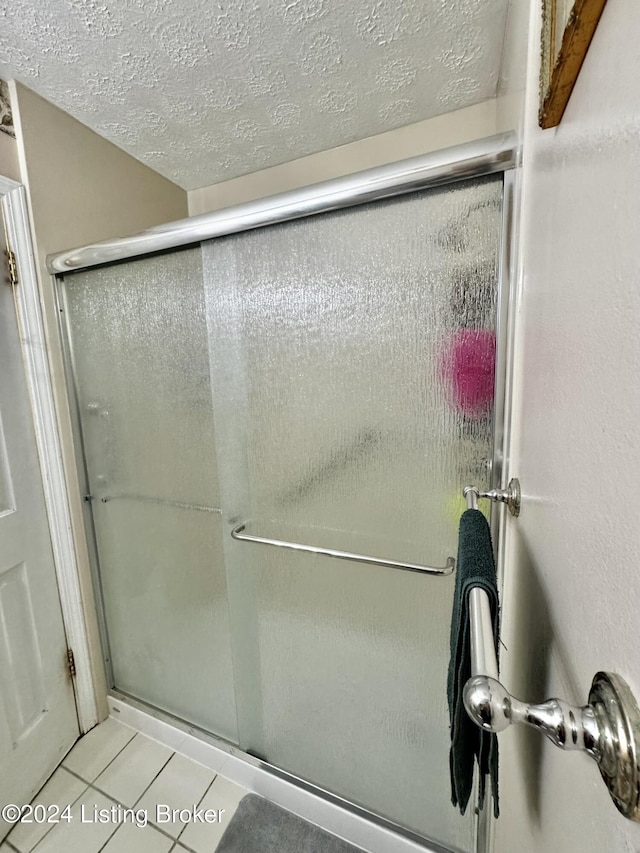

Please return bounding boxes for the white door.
[0,220,79,840]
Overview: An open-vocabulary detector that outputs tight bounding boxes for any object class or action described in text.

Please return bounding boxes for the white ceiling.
[0,0,511,191]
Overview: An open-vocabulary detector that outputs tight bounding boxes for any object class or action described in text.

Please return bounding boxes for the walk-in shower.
[52,135,515,853]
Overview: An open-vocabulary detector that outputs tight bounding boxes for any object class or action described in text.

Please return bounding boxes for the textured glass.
[62,249,238,741]
[203,176,502,850]
[61,176,503,850]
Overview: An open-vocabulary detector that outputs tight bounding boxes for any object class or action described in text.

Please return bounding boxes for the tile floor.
[4,718,248,853]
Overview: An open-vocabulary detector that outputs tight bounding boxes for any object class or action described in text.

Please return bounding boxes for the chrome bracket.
[589,672,640,820]
[462,484,640,817]
[465,586,640,819]
[463,477,521,517]
[464,667,640,819]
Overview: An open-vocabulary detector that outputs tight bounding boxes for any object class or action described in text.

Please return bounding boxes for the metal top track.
[47,132,517,275]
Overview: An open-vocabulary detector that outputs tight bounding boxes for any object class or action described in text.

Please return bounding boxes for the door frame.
[1,178,100,733]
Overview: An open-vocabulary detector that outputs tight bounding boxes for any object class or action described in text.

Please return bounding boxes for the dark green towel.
[447,508,499,818]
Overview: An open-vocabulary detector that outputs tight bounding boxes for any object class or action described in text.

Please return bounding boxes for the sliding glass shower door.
[61,249,239,742]
[60,172,504,852]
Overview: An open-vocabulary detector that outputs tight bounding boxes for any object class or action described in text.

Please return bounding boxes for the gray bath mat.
[216,794,365,853]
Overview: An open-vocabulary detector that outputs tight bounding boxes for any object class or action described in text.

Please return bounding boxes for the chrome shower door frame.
[47,133,516,274]
[52,133,518,853]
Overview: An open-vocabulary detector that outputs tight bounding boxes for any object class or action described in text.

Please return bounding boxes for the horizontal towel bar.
[230,523,455,576]
[86,493,221,514]
[469,587,499,681]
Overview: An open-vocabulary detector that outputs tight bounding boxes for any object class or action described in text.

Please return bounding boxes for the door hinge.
[5,248,18,287]
[66,648,76,678]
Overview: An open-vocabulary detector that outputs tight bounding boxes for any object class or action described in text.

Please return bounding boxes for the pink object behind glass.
[440,329,496,417]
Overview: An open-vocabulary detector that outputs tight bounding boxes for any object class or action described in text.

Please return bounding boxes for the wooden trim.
[539,0,608,129]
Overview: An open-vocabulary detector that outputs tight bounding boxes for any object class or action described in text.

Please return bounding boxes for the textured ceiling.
[0,0,510,190]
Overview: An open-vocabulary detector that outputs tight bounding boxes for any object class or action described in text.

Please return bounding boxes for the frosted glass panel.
[60,174,504,851]
[64,251,219,508]
[62,249,238,741]
[92,501,235,737]
[203,176,502,850]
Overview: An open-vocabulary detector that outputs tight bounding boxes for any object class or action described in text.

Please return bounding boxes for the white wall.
[188,99,503,215]
[496,1,640,850]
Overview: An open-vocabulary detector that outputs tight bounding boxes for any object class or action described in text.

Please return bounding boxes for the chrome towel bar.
[462,485,640,820]
[93,493,221,513]
[465,591,640,820]
[230,523,455,576]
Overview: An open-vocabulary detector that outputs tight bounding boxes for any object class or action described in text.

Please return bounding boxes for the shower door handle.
[230,523,456,576]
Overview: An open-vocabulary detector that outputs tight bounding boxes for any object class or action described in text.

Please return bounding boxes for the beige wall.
[0,131,20,183]
[188,99,505,215]
[496,0,640,850]
[12,82,187,257]
[10,81,188,722]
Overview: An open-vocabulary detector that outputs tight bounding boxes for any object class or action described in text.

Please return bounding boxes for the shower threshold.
[108,692,458,853]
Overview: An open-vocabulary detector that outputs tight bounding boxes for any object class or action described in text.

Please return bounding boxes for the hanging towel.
[447,508,500,818]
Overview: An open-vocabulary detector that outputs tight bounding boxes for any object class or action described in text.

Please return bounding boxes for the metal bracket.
[589,672,640,820]
[66,648,76,679]
[464,585,640,820]
[5,249,18,287]
[1,204,18,287]
[464,670,640,820]
[463,477,521,517]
